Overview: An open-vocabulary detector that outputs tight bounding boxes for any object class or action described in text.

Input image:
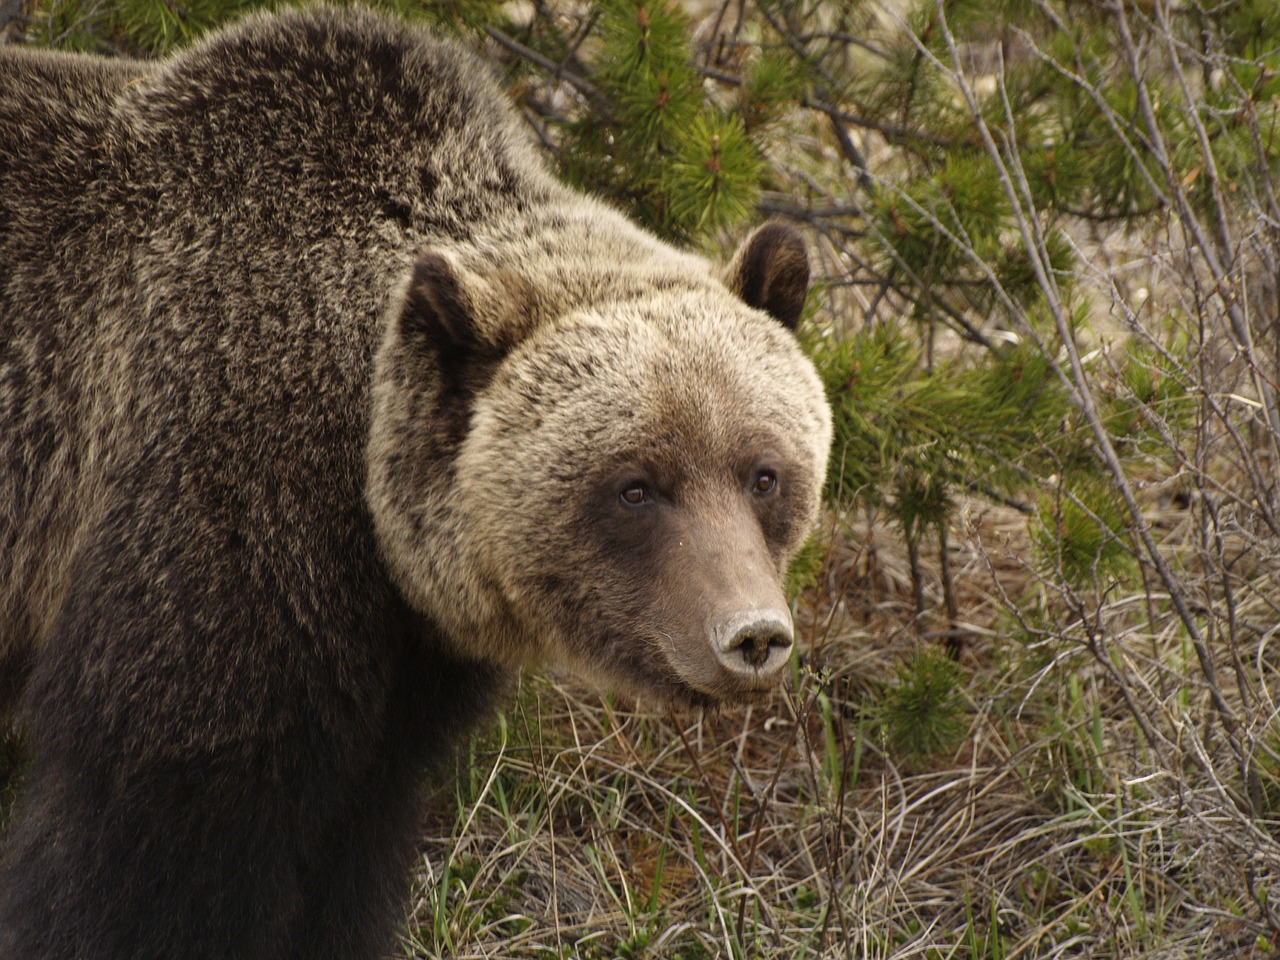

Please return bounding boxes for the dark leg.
[0,515,376,960]
[287,638,507,960]
[0,493,505,960]
[0,733,314,960]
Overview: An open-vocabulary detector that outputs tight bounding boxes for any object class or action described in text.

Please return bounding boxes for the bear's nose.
[710,609,794,680]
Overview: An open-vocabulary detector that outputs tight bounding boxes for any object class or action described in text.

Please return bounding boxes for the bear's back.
[0,47,146,242]
[0,6,554,682]
[120,6,551,243]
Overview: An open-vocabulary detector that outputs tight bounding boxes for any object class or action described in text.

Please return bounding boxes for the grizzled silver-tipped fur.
[0,6,831,960]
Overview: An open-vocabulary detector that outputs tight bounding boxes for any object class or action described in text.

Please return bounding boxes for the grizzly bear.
[0,6,832,960]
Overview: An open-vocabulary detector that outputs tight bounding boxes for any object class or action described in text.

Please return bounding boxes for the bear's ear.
[723,222,810,331]
[400,250,483,355]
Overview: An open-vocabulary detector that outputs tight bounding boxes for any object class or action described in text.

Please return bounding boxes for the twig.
[486,25,614,123]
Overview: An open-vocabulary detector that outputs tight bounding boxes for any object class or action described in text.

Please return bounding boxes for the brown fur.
[0,7,831,960]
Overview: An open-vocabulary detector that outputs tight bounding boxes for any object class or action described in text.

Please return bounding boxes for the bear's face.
[368,224,832,708]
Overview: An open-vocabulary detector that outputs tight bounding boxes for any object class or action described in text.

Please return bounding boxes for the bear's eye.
[753,470,778,496]
[620,483,649,507]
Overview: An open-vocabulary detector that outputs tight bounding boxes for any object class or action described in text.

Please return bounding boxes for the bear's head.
[368,222,832,709]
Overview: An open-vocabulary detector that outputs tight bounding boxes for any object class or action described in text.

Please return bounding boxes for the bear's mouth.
[649,628,793,710]
[634,675,784,717]
[611,681,728,716]
[628,654,782,714]
[558,624,790,714]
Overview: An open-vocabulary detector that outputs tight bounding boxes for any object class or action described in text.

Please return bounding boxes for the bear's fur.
[0,7,832,959]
